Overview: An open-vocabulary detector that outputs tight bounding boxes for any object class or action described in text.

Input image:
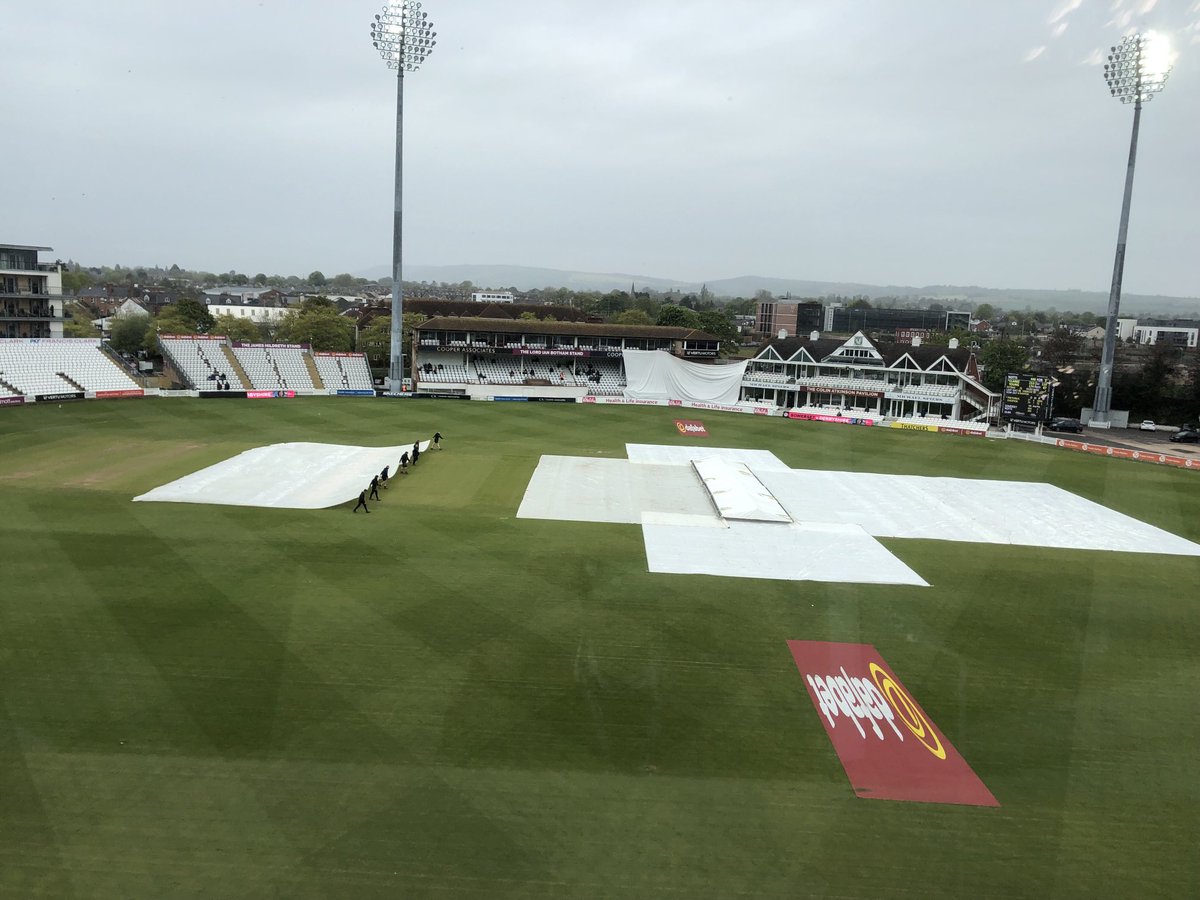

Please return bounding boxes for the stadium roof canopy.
[417,316,719,342]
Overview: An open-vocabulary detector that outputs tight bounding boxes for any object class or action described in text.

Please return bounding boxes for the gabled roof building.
[742,331,996,421]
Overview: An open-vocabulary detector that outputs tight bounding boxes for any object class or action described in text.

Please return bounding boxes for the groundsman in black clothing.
[433,431,442,450]
[353,490,370,513]
[369,476,381,501]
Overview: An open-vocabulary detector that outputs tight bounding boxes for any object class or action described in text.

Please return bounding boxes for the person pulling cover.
[412,441,420,466]
[432,431,442,450]
[353,490,370,513]
[369,476,381,501]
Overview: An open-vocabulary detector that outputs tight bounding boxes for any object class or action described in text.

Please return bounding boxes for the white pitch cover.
[514,444,1200,587]
[134,441,428,509]
[691,457,792,523]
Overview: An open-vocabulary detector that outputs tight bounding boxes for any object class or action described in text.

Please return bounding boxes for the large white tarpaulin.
[691,457,792,523]
[622,350,748,404]
[515,444,1200,587]
[134,441,428,509]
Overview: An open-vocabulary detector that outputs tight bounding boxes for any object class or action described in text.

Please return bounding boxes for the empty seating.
[795,374,889,394]
[232,345,317,391]
[888,381,958,398]
[313,353,373,391]
[159,337,241,389]
[0,339,140,396]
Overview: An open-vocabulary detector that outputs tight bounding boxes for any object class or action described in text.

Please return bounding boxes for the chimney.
[949,337,960,349]
[810,330,820,341]
[911,336,921,347]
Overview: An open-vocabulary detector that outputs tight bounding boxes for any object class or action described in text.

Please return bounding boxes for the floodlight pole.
[370,1,436,396]
[1091,100,1141,427]
[388,68,406,395]
[1089,32,1171,428]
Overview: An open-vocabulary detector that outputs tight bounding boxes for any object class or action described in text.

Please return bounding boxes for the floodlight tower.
[370,1,436,394]
[1090,32,1172,427]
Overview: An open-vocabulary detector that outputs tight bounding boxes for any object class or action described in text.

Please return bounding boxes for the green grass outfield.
[1,398,1197,898]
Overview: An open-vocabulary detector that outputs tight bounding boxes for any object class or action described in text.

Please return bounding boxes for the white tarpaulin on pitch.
[516,443,1200,587]
[691,457,792,523]
[622,350,748,404]
[134,441,428,509]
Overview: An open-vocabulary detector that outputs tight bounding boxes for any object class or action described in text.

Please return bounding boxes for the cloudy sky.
[4,0,1198,296]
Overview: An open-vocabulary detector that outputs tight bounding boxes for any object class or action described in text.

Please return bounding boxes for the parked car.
[1047,417,1083,433]
[1169,430,1200,444]
[1139,420,1157,431]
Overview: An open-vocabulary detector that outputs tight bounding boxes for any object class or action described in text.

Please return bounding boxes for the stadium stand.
[313,353,373,392]
[0,339,140,396]
[159,336,241,390]
[232,345,317,391]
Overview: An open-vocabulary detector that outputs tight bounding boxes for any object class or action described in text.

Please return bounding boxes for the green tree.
[252,273,268,286]
[63,319,95,338]
[656,305,700,328]
[61,269,94,294]
[211,313,265,343]
[331,273,358,291]
[599,290,629,317]
[696,309,741,351]
[301,295,336,312]
[1042,328,1084,369]
[613,309,653,326]
[308,271,327,288]
[109,315,152,355]
[847,298,873,310]
[974,303,997,321]
[158,298,215,334]
[355,312,427,368]
[275,306,354,351]
[979,339,1029,391]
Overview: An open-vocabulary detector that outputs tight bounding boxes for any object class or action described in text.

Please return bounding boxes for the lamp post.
[370,1,436,395]
[1089,31,1172,428]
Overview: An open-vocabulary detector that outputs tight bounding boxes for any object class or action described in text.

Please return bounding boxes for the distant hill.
[358,264,686,294]
[357,263,1200,317]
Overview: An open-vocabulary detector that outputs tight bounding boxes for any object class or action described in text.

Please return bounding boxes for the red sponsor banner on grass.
[673,419,708,437]
[788,641,998,807]
[788,412,876,426]
[95,389,144,399]
[938,426,986,438]
[1055,439,1196,471]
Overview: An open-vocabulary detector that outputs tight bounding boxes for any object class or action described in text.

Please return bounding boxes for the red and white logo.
[673,419,709,437]
[788,641,998,806]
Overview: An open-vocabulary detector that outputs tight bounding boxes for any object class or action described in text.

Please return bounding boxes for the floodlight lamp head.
[369,0,437,72]
[1103,31,1173,104]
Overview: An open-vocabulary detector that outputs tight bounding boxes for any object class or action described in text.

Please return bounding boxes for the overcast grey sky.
[4,0,1198,295]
